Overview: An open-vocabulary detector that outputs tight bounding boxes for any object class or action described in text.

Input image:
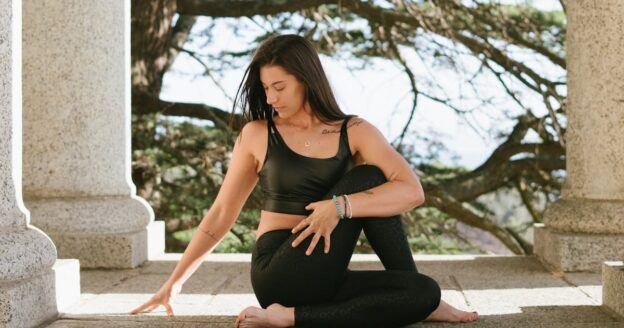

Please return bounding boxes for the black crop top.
[258,114,356,216]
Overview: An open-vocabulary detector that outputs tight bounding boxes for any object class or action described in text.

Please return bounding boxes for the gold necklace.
[303,132,322,152]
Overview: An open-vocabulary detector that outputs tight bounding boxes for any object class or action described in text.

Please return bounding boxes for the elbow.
[407,184,425,209]
[410,194,425,209]
[416,194,425,206]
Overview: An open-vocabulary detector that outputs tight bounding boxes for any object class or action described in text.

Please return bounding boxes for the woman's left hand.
[291,199,341,256]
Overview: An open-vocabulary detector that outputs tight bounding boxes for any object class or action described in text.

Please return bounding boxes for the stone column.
[0,1,58,326]
[534,0,624,272]
[22,0,164,269]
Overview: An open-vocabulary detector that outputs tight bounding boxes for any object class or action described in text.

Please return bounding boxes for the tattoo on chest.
[320,119,363,135]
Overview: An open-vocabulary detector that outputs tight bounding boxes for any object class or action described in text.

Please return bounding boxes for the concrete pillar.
[534,0,624,272]
[22,0,164,269]
[0,1,58,326]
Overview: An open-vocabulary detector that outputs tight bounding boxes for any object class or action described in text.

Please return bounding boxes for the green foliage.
[131,112,486,254]
[131,112,263,252]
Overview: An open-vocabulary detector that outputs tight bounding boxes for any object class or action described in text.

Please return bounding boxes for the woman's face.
[259,65,307,118]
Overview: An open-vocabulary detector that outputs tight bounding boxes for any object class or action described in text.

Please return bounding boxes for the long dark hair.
[230,34,352,129]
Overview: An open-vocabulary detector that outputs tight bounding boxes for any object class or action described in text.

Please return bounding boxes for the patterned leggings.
[250,165,441,328]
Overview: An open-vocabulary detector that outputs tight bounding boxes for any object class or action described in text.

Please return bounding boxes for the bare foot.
[235,303,294,328]
[425,299,478,323]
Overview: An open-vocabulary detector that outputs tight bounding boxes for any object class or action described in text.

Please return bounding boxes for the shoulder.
[237,119,268,143]
[244,118,268,130]
[345,116,380,138]
[236,120,269,167]
[343,116,385,153]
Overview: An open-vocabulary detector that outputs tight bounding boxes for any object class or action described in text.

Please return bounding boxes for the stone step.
[44,254,624,327]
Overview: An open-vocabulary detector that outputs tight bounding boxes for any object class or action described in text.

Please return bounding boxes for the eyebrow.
[261,80,286,86]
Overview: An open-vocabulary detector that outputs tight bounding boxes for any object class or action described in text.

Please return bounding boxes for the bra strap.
[340,115,355,157]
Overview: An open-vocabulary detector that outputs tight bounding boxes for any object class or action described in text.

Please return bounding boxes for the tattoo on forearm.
[199,228,219,241]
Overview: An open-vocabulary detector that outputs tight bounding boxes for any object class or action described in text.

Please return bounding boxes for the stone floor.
[43,254,624,328]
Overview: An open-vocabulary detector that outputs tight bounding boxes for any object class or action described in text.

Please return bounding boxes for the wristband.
[332,195,345,220]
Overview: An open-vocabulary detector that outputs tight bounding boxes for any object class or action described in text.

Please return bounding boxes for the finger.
[324,234,331,254]
[292,227,312,248]
[164,303,174,317]
[130,301,152,314]
[306,232,322,256]
[144,302,160,313]
[291,221,303,234]
[292,218,310,234]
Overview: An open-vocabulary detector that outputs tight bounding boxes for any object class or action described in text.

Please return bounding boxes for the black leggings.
[250,165,441,328]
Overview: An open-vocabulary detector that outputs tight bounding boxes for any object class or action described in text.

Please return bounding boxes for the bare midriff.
[252,117,365,242]
[255,211,307,241]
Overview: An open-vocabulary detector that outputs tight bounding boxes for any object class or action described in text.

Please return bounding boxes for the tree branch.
[424,188,527,254]
[133,91,243,131]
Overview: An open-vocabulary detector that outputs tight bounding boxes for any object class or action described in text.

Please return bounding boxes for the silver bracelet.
[343,194,353,218]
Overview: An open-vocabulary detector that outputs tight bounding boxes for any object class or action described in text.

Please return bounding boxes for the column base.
[534,223,624,272]
[49,229,146,268]
[28,196,165,268]
[0,269,57,328]
[603,261,624,318]
[49,220,165,268]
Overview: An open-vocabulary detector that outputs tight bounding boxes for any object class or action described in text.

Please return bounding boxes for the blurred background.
[130,0,567,255]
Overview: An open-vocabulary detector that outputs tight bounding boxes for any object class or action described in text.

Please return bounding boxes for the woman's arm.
[163,206,234,288]
[340,118,425,218]
[163,122,261,288]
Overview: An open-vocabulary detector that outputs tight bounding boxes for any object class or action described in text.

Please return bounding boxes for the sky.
[159,0,565,170]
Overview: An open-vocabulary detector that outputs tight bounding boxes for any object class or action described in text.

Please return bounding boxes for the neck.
[280,104,320,130]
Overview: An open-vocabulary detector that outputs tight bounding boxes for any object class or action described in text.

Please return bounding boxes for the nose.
[265,89,278,105]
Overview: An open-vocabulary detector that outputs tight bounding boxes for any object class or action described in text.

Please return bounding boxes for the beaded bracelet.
[332,195,345,220]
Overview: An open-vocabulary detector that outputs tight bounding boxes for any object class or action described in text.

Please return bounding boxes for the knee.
[424,276,442,314]
[325,164,388,197]
[411,274,441,316]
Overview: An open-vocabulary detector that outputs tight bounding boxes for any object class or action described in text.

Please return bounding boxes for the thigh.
[295,270,442,328]
[331,269,440,304]
[251,218,363,307]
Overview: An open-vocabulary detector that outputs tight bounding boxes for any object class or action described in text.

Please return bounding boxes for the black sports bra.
[258,114,356,216]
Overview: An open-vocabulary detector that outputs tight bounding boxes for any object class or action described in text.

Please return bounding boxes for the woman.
[130,34,478,327]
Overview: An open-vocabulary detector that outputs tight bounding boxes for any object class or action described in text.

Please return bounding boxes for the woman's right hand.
[129,282,182,317]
